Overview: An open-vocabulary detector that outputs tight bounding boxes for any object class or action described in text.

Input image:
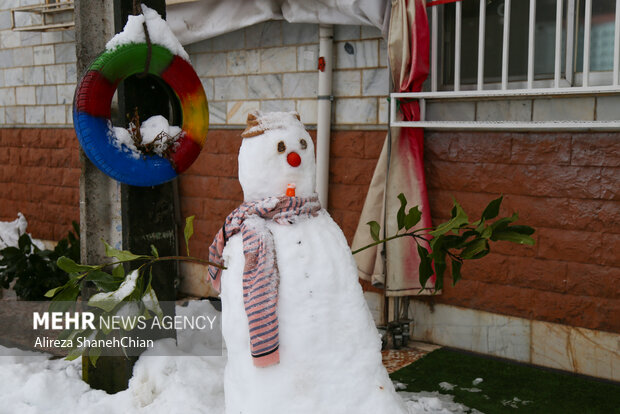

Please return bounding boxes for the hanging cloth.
[351,0,434,296]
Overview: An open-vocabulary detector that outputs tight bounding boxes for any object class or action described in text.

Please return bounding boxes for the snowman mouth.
[287,152,301,167]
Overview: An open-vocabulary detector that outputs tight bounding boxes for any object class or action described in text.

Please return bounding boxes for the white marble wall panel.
[246,21,282,48]
[261,99,295,113]
[5,106,23,123]
[15,85,34,105]
[362,68,388,96]
[34,45,54,65]
[44,64,65,84]
[335,97,377,124]
[297,44,319,72]
[214,76,246,100]
[35,85,56,105]
[56,84,75,105]
[227,49,260,75]
[260,46,296,73]
[0,87,15,106]
[248,74,282,99]
[25,105,44,124]
[333,70,361,97]
[283,22,318,45]
[5,67,23,87]
[296,99,318,124]
[227,100,259,124]
[12,47,32,66]
[44,104,65,124]
[410,300,620,382]
[283,72,317,98]
[335,40,379,69]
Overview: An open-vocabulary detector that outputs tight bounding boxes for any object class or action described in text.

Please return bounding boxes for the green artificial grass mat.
[390,347,620,413]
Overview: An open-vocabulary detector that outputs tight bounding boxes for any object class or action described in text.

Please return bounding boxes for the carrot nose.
[287,152,301,167]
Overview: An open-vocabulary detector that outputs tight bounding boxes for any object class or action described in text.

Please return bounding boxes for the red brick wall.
[0,128,80,241]
[3,127,617,333]
[178,129,385,261]
[421,131,620,333]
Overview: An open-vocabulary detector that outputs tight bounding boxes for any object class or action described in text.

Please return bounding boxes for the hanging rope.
[133,0,152,78]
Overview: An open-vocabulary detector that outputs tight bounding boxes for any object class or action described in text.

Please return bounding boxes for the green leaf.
[507,225,535,235]
[85,270,123,292]
[429,201,469,237]
[57,256,96,274]
[89,346,101,367]
[88,270,140,313]
[404,206,422,230]
[451,259,463,286]
[491,231,535,245]
[490,213,519,233]
[434,261,446,292]
[48,284,80,313]
[460,238,489,260]
[103,240,148,262]
[44,285,66,298]
[184,216,195,256]
[396,193,407,230]
[417,245,433,289]
[481,195,503,221]
[18,234,31,253]
[112,264,125,279]
[150,244,159,258]
[367,221,381,242]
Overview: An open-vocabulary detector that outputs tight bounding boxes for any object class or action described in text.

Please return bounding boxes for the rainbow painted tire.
[73,43,209,186]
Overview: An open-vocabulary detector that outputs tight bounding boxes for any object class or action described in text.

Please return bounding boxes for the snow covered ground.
[0,300,481,414]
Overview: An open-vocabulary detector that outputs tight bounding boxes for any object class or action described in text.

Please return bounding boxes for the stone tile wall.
[186,21,389,127]
[0,2,76,127]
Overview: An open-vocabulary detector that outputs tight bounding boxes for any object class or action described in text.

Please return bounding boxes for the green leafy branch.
[352,194,535,293]
[45,216,221,366]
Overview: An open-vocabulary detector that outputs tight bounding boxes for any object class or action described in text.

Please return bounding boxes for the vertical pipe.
[614,0,620,85]
[454,1,462,91]
[566,0,576,85]
[477,0,486,90]
[554,0,563,88]
[431,5,438,91]
[583,0,592,87]
[316,25,333,208]
[527,0,536,89]
[502,0,511,89]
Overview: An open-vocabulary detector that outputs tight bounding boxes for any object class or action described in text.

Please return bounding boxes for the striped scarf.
[208,195,321,367]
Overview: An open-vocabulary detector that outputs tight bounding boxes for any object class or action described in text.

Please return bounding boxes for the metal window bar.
[392,0,620,131]
[477,0,486,90]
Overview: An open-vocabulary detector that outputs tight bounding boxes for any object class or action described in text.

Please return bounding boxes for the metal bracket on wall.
[11,1,74,32]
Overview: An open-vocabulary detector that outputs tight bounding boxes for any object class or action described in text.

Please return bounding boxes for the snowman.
[208,111,407,414]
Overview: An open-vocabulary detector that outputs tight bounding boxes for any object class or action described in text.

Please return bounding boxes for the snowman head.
[238,111,316,201]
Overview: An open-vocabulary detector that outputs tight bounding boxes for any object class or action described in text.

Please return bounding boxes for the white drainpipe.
[316,24,333,208]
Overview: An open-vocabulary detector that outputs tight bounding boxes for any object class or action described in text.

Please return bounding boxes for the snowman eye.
[299,139,308,150]
[277,141,286,153]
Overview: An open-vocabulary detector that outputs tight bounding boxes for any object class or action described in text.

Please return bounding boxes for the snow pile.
[0,300,225,414]
[106,4,190,61]
[108,116,182,159]
[0,213,28,250]
[399,391,484,414]
[0,300,483,414]
[0,213,44,251]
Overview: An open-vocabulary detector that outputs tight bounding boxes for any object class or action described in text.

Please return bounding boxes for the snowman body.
[217,111,406,414]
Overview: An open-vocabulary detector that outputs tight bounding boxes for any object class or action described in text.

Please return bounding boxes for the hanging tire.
[73,43,209,187]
